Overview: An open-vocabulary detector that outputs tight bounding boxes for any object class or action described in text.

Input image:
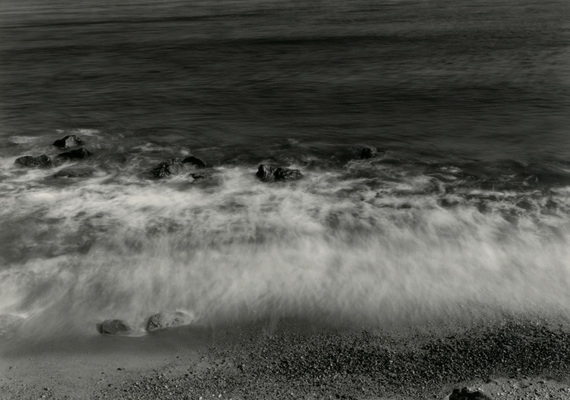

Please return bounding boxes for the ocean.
[1,0,569,338]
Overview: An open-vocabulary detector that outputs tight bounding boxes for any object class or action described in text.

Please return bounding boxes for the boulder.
[96,319,131,335]
[256,164,275,180]
[274,167,303,181]
[150,158,184,178]
[53,166,96,178]
[182,156,206,168]
[53,135,85,149]
[449,387,493,400]
[14,154,52,168]
[256,164,303,182]
[146,311,194,332]
[360,145,377,159]
[57,147,91,160]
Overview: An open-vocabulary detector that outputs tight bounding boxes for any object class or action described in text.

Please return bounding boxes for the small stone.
[14,154,52,168]
[96,319,131,335]
[146,311,195,332]
[53,135,85,149]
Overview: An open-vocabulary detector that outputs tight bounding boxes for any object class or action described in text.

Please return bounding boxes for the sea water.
[0,0,569,338]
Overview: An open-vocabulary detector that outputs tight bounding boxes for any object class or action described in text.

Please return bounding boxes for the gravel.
[93,318,570,400]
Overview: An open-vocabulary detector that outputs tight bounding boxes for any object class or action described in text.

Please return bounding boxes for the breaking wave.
[1,133,570,338]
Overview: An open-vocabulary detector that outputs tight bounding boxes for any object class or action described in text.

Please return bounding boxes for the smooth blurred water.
[1,0,570,338]
[1,0,569,159]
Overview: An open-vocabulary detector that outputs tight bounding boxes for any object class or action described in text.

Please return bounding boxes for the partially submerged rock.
[360,145,377,159]
[53,135,85,149]
[449,387,493,400]
[274,167,303,181]
[256,164,303,182]
[97,319,131,335]
[150,158,184,178]
[14,154,52,168]
[57,147,91,160]
[256,164,275,180]
[146,311,194,332]
[182,155,206,169]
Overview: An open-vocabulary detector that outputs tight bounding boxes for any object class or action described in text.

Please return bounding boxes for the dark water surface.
[2,0,569,158]
[1,0,569,338]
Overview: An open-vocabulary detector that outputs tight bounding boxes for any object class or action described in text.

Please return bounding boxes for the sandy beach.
[2,314,569,400]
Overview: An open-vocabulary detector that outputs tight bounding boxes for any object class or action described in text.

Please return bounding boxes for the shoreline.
[1,316,569,399]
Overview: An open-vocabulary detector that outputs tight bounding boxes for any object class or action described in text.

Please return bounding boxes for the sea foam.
[0,163,569,338]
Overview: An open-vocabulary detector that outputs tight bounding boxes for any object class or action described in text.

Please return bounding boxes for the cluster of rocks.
[97,311,195,335]
[14,135,383,182]
[14,134,91,170]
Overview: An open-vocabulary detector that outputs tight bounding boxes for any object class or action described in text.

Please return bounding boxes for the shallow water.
[0,0,569,338]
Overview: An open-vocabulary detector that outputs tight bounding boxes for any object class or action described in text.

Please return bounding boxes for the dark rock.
[256,164,303,182]
[57,147,91,160]
[14,154,52,168]
[182,156,206,169]
[96,319,131,335]
[256,164,275,180]
[150,158,184,178]
[53,135,85,149]
[360,146,377,159]
[146,311,194,332]
[273,167,303,181]
[449,387,493,400]
[53,166,96,178]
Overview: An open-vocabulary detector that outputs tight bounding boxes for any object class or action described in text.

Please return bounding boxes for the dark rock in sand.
[14,154,52,168]
[449,387,493,400]
[256,164,303,182]
[182,155,206,169]
[57,147,91,160]
[360,145,377,159]
[53,166,96,178]
[150,158,184,178]
[97,319,131,335]
[146,311,194,332]
[53,135,85,149]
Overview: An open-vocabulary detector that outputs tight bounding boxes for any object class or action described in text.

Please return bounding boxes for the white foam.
[0,167,569,337]
[8,136,40,144]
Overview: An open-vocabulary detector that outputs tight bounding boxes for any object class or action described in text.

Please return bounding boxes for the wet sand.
[1,315,569,399]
